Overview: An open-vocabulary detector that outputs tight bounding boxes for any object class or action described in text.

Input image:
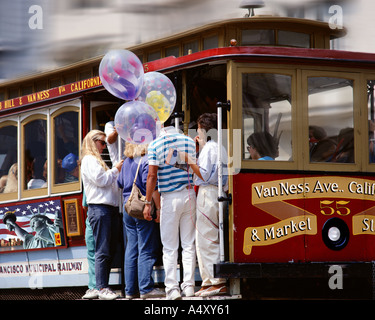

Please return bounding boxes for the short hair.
[197,113,217,132]
[247,131,278,159]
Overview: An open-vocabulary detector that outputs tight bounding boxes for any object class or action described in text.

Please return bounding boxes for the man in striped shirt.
[143,126,197,300]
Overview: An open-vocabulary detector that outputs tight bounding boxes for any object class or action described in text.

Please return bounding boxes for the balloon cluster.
[99,49,176,145]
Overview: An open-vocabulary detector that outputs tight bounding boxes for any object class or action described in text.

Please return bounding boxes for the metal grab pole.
[217,104,225,263]
[217,101,231,263]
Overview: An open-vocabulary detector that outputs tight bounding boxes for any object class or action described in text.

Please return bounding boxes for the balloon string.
[187,174,220,244]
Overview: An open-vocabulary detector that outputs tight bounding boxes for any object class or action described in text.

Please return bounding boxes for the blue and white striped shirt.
[148,126,196,193]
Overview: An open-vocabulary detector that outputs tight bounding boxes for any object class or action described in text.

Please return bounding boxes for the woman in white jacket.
[80,130,123,300]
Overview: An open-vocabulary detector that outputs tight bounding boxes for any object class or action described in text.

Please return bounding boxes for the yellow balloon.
[146,90,171,123]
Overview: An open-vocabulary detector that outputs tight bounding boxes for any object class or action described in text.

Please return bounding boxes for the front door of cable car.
[228,64,302,263]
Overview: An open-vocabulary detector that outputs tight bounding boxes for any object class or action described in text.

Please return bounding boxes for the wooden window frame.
[230,63,298,171]
[302,70,362,172]
[50,106,81,194]
[21,113,48,199]
[0,120,18,202]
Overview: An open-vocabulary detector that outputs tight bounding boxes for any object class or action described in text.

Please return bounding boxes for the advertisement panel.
[233,173,375,262]
[0,197,66,253]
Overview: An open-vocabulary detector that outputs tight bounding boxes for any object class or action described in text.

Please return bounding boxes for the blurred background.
[0,0,373,81]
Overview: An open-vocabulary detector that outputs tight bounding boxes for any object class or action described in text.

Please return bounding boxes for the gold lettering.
[4,99,15,109]
[27,94,36,103]
[59,86,66,95]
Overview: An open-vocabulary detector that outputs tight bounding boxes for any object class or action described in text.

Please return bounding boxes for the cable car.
[1,5,374,299]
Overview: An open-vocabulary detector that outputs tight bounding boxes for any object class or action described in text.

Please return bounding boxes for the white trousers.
[160,188,196,294]
[196,185,226,286]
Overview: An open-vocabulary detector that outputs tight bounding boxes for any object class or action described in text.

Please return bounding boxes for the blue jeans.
[88,204,120,290]
[123,212,159,295]
[85,217,96,290]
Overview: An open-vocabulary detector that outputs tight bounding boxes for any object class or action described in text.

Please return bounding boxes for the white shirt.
[104,121,120,166]
[194,140,228,188]
[81,155,120,207]
[27,179,47,189]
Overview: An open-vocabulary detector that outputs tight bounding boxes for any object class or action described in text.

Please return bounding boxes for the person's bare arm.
[143,165,158,221]
[107,129,118,145]
[179,152,204,180]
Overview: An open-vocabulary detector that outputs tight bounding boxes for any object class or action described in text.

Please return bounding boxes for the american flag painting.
[0,198,65,251]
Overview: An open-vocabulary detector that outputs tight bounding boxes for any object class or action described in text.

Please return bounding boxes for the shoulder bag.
[124,157,154,220]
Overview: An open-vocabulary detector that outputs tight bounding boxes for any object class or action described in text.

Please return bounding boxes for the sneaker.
[126,293,140,299]
[182,286,195,297]
[200,285,227,297]
[195,286,210,297]
[98,288,119,300]
[140,288,165,299]
[166,289,182,300]
[82,288,99,299]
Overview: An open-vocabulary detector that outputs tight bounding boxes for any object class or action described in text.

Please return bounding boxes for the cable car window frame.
[21,113,48,199]
[232,64,298,171]
[0,120,18,202]
[365,74,375,170]
[302,70,361,172]
[50,105,81,194]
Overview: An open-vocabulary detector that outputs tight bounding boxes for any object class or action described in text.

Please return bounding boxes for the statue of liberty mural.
[3,208,64,249]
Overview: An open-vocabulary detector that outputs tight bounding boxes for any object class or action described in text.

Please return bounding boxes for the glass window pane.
[308,77,354,163]
[54,111,79,184]
[203,35,218,50]
[242,29,275,45]
[0,125,17,194]
[278,31,310,48]
[183,40,199,55]
[242,73,292,161]
[24,119,47,190]
[147,51,161,62]
[368,80,375,163]
[165,46,179,57]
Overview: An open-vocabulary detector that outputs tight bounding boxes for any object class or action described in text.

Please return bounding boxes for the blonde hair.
[4,163,18,193]
[80,130,108,170]
[124,142,148,159]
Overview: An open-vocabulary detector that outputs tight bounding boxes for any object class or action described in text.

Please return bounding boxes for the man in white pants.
[182,113,228,297]
[143,125,197,300]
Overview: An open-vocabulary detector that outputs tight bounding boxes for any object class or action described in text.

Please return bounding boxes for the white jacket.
[81,155,120,207]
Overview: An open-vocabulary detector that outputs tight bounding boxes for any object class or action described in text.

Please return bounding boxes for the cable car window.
[23,117,47,191]
[0,123,17,194]
[308,77,354,163]
[203,35,219,50]
[165,45,179,58]
[54,110,79,185]
[242,29,275,45]
[148,51,161,62]
[242,73,292,161]
[368,80,375,164]
[278,31,310,48]
[183,40,199,55]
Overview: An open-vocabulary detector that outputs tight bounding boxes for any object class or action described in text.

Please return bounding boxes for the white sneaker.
[82,288,99,299]
[167,289,181,300]
[182,286,195,297]
[98,288,119,300]
[140,288,165,299]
